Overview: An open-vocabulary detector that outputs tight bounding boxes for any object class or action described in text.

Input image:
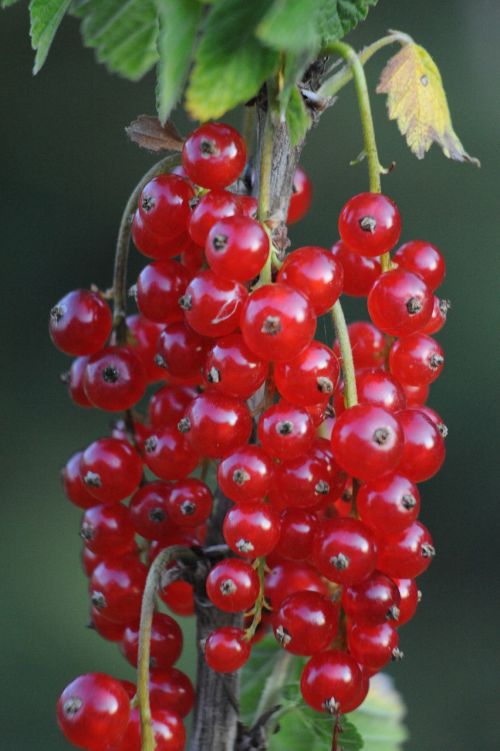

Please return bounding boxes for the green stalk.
[331,300,357,409]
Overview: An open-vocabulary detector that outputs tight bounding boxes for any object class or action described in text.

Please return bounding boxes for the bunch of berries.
[50,120,447,750]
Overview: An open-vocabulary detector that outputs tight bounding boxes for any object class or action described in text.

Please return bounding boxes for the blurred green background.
[1,1,499,749]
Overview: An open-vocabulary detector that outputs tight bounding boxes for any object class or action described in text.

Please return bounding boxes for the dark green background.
[1,1,499,749]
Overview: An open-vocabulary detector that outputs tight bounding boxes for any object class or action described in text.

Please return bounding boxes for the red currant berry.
[378,521,435,578]
[277,246,343,315]
[166,478,213,528]
[204,626,251,672]
[62,451,98,509]
[342,571,401,624]
[397,408,445,482]
[180,270,247,338]
[223,503,281,557]
[139,174,194,238]
[241,283,316,362]
[274,509,318,561]
[129,482,171,540]
[81,548,102,578]
[390,333,445,386]
[80,437,143,504]
[80,504,135,556]
[287,166,312,224]
[160,576,195,617]
[331,404,404,482]
[49,289,112,356]
[330,239,381,296]
[334,321,385,369]
[339,192,401,257]
[400,381,430,406]
[357,473,420,535]
[149,668,195,717]
[188,189,240,246]
[301,650,364,714]
[206,558,260,612]
[64,356,92,407]
[206,215,269,282]
[136,260,190,324]
[265,561,328,609]
[182,123,246,190]
[88,608,127,642]
[121,613,183,669]
[84,346,147,411]
[180,240,205,275]
[131,209,189,261]
[273,591,339,655]
[258,401,314,460]
[126,314,165,383]
[90,555,147,624]
[348,621,401,671]
[149,385,197,430]
[109,707,185,751]
[203,334,268,399]
[415,405,448,437]
[237,194,258,218]
[56,673,130,751]
[368,269,434,336]
[143,427,200,481]
[217,445,274,503]
[393,240,446,291]
[420,296,450,334]
[393,578,420,625]
[335,368,406,417]
[314,517,377,585]
[156,321,209,380]
[271,445,342,509]
[183,392,252,459]
[274,341,340,407]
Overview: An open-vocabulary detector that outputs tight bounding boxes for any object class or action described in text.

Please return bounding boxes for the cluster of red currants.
[50,120,447,750]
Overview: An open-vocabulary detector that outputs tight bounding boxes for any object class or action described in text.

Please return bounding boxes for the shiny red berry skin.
[206,215,269,282]
[265,561,328,608]
[90,555,147,624]
[271,444,343,509]
[180,240,205,275]
[189,189,241,246]
[181,270,247,338]
[148,385,197,430]
[272,591,339,655]
[121,613,183,670]
[84,347,147,411]
[49,289,112,356]
[377,521,435,578]
[204,627,251,672]
[274,341,340,407]
[206,558,260,612]
[397,409,446,482]
[331,404,404,482]
[415,406,448,437]
[339,192,401,257]
[223,503,281,557]
[183,392,252,459]
[136,261,190,324]
[80,437,143,504]
[65,356,92,407]
[143,427,200,481]
[348,621,401,671]
[81,548,102,578]
[393,240,446,291]
[334,321,385,370]
[258,401,314,460]
[109,707,185,751]
[160,577,195,617]
[56,673,130,751]
[420,296,449,334]
[139,174,194,238]
[400,381,430,406]
[330,239,381,296]
[131,209,189,261]
[314,517,378,585]
[149,668,195,717]
[342,571,401,624]
[62,451,98,509]
[156,321,209,380]
[274,509,318,561]
[287,166,312,224]
[241,283,316,362]
[237,194,258,218]
[217,445,274,503]
[368,269,434,337]
[129,482,172,540]
[277,246,344,315]
[80,504,135,556]
[390,334,445,386]
[335,368,406,417]
[126,314,165,383]
[301,650,365,714]
[182,123,246,190]
[166,478,213,527]
[88,608,127,642]
[357,473,420,535]
[393,578,420,625]
[203,334,268,399]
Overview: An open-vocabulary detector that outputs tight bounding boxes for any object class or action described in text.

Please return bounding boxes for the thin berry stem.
[255,81,277,287]
[331,300,358,409]
[243,556,266,641]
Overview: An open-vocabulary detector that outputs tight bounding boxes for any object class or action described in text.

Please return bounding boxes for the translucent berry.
[206,215,269,282]
[180,270,247,338]
[287,166,312,224]
[301,650,365,714]
[217,445,274,503]
[206,558,260,612]
[393,578,420,625]
[129,481,172,540]
[389,334,445,386]
[156,321,209,380]
[265,561,328,609]
[62,451,98,509]
[136,260,190,323]
[348,621,401,671]
[393,240,445,291]
[338,192,401,257]
[258,401,314,460]
[139,174,194,238]
[397,408,446,482]
[277,246,343,315]
[126,314,165,383]
[330,239,381,296]
[274,509,318,561]
[203,334,268,399]
[368,269,433,337]
[121,613,183,669]
[182,123,246,190]
[183,392,252,459]
[80,437,143,504]
[334,321,385,369]
[342,571,401,624]
[274,341,340,407]
[131,209,189,261]
[149,668,195,717]
[357,473,420,535]
[313,517,377,585]
[49,289,112,356]
[148,385,197,430]
[223,503,281,557]
[90,555,147,624]
[84,346,147,411]
[377,521,435,578]
[204,627,251,672]
[143,427,200,481]
[166,478,213,527]
[80,504,135,556]
[272,591,339,655]
[188,189,240,246]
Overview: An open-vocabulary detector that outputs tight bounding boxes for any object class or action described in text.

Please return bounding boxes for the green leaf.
[318,0,378,48]
[240,636,282,725]
[78,0,159,81]
[349,673,408,750]
[186,0,279,121]
[285,86,311,145]
[29,0,72,74]
[156,0,203,124]
[257,0,322,54]
[270,703,363,751]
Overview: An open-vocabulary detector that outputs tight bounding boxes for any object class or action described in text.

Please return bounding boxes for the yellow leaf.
[377,42,479,165]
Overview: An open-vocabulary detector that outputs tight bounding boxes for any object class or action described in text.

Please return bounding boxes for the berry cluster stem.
[256,84,276,287]
[331,300,358,408]
[243,556,267,641]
